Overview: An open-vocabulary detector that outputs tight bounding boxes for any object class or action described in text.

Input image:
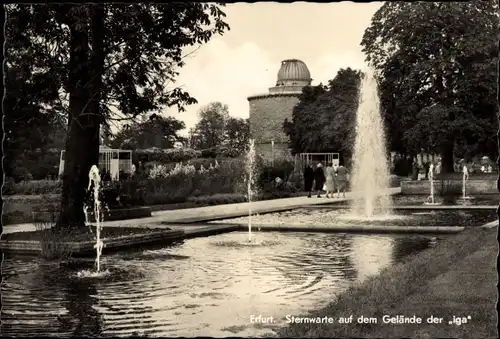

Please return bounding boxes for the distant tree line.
[5,3,229,228]
[284,67,362,165]
[284,1,498,174]
[109,101,250,158]
[188,101,250,157]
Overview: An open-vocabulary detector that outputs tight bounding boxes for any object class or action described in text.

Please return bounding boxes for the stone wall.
[255,142,293,163]
[269,85,306,93]
[248,93,300,145]
[400,179,498,195]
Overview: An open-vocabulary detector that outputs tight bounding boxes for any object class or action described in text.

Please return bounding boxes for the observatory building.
[248,59,312,162]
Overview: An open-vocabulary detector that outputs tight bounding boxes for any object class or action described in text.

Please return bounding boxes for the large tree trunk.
[90,4,106,129]
[57,6,100,229]
[440,142,455,174]
[88,4,106,138]
[497,94,500,195]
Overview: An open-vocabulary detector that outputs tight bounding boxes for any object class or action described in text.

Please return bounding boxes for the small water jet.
[83,165,105,273]
[245,139,257,243]
[349,70,393,218]
[212,239,280,248]
[423,163,442,206]
[76,269,111,279]
[459,165,474,200]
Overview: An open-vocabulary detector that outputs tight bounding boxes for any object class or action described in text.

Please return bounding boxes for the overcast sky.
[165,2,383,135]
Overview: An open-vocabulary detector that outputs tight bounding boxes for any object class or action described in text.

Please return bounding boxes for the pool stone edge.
[0,224,244,257]
[0,228,185,257]
[215,224,467,234]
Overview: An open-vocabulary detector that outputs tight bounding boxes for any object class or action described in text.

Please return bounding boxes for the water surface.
[215,208,497,227]
[387,194,499,206]
[2,231,434,337]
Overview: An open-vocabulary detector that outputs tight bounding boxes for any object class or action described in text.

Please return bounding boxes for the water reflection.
[1,260,103,337]
[350,236,394,281]
[60,277,103,336]
[216,208,497,227]
[1,232,433,337]
[392,194,499,206]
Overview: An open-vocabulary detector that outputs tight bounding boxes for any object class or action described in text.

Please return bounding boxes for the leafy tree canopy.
[109,114,187,150]
[5,3,229,123]
[188,101,250,156]
[224,116,250,156]
[4,3,229,227]
[284,68,362,159]
[189,102,230,149]
[361,1,499,171]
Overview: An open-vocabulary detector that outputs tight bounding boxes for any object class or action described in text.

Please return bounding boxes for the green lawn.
[277,226,498,338]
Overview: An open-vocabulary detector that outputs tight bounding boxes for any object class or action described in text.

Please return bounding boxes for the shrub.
[257,159,295,193]
[272,190,298,200]
[389,175,404,188]
[3,177,16,194]
[187,193,247,205]
[186,191,299,206]
[120,160,245,206]
[3,179,62,195]
[35,222,75,262]
[6,151,60,182]
[3,211,31,225]
[32,195,60,216]
[101,180,145,208]
[200,147,218,158]
[134,147,201,163]
[287,170,304,191]
[438,179,462,197]
[221,148,240,158]
[190,157,243,170]
[5,157,299,208]
[392,157,412,177]
[11,166,33,182]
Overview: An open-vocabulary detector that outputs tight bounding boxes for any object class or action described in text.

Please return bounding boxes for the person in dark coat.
[423,161,430,180]
[313,163,326,198]
[303,164,315,198]
[411,160,419,180]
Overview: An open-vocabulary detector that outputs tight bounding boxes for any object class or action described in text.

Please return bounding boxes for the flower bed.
[1,225,163,242]
[3,179,62,195]
[3,158,307,225]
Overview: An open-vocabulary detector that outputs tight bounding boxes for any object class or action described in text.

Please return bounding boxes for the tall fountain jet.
[461,164,473,200]
[349,71,393,217]
[424,163,441,205]
[245,139,257,242]
[84,165,105,273]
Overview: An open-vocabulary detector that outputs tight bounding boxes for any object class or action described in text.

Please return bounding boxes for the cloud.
[107,2,381,136]
[169,38,277,134]
[169,39,370,136]
[309,53,368,86]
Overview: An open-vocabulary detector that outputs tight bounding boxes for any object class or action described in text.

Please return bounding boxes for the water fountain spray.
[461,164,473,200]
[424,163,441,205]
[84,165,105,273]
[429,164,435,204]
[349,70,393,217]
[245,139,257,242]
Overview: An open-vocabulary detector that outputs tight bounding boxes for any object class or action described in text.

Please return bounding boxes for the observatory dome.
[276,59,312,86]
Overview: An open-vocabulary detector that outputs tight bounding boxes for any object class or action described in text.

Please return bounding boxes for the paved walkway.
[303,204,497,210]
[2,188,401,234]
[4,194,60,200]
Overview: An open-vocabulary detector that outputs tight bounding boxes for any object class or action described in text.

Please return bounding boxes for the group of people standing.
[303,161,350,198]
[412,160,441,181]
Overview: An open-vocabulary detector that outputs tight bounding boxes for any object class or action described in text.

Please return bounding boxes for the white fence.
[295,152,340,169]
[59,146,133,180]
